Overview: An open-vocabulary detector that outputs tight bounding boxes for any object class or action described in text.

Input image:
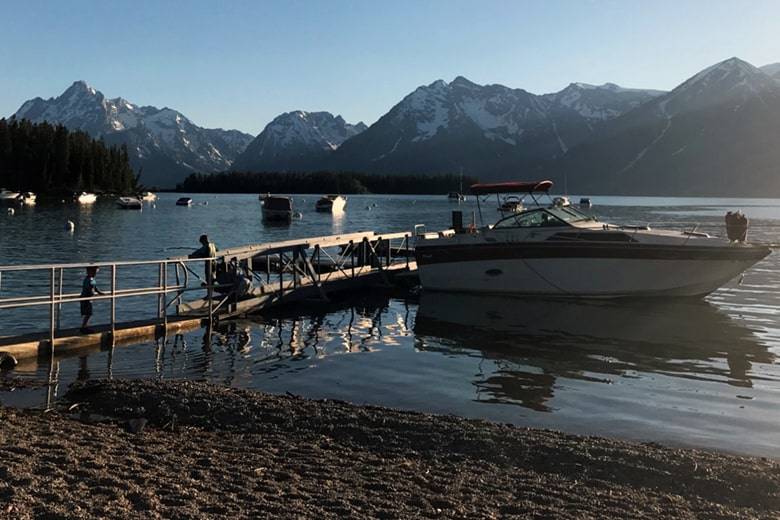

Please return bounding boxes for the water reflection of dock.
[414,293,773,412]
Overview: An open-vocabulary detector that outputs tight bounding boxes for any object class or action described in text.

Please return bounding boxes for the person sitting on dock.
[80,266,105,334]
[189,234,219,284]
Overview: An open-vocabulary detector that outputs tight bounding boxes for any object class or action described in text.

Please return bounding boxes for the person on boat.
[725,211,748,243]
[80,266,105,334]
[189,234,219,283]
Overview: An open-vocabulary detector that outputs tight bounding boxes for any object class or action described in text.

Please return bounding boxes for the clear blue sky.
[1,0,778,136]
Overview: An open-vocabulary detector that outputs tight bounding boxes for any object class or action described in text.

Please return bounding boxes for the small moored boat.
[176,197,193,206]
[18,192,36,204]
[116,196,143,210]
[0,188,21,202]
[262,196,294,222]
[315,195,347,213]
[497,195,523,215]
[77,192,97,204]
[0,188,20,200]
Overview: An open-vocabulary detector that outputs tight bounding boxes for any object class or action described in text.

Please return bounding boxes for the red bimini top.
[469,180,553,195]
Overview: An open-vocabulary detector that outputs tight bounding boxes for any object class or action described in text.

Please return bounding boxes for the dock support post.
[110,264,116,344]
[49,267,55,349]
[206,260,214,325]
[349,240,355,277]
[56,267,63,330]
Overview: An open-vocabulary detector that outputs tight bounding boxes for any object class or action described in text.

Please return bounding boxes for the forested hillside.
[177,171,479,195]
[0,118,137,196]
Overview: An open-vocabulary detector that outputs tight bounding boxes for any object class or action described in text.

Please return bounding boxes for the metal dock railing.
[0,230,418,364]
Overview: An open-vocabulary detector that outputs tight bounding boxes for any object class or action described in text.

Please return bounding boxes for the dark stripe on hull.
[415,241,771,265]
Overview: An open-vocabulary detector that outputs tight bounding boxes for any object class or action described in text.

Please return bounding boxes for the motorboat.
[579,197,592,208]
[448,170,468,201]
[176,197,193,206]
[262,196,293,222]
[315,194,347,213]
[139,191,157,201]
[0,188,20,202]
[18,192,36,204]
[77,192,97,204]
[497,195,523,215]
[414,180,772,298]
[116,196,143,210]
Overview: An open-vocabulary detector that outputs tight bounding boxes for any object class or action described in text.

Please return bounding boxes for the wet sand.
[1,378,779,519]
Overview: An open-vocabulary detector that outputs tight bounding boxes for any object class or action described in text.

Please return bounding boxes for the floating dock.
[0,230,418,366]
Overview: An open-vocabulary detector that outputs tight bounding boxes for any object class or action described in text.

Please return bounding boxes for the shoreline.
[1,378,779,519]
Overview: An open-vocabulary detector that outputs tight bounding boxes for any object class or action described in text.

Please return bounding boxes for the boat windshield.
[492,205,595,229]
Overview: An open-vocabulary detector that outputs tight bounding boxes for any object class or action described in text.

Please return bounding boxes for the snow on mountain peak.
[262,110,364,151]
[676,57,773,95]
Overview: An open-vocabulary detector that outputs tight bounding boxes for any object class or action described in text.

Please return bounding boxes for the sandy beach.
[1,378,779,519]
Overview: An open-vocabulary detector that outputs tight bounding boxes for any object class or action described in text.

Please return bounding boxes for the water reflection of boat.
[414,292,772,412]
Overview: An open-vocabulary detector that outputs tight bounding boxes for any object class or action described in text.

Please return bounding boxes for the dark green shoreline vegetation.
[177,170,480,195]
[0,118,138,197]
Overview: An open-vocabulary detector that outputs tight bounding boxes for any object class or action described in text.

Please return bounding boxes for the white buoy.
[65,219,75,231]
[7,208,14,215]
[293,212,303,219]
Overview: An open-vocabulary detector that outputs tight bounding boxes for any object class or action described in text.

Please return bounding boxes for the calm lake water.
[2,192,780,458]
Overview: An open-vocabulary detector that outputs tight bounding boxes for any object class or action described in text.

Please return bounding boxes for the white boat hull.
[415,226,771,298]
[417,255,763,297]
[116,197,142,210]
[315,195,346,213]
[424,179,772,298]
[0,190,20,201]
[77,193,97,204]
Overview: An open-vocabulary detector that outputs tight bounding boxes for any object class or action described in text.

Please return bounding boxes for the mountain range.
[13,81,256,188]
[10,57,780,196]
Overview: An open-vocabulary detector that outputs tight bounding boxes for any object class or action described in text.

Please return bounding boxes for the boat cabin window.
[491,204,596,229]
[548,206,595,224]
[493,208,567,229]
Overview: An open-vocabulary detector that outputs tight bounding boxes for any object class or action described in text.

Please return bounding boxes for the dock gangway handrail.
[0,256,226,348]
[0,230,418,349]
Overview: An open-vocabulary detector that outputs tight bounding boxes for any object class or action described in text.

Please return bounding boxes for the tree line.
[177,171,480,195]
[0,118,138,196]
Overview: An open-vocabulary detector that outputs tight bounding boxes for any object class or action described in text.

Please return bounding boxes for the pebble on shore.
[0,378,779,519]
